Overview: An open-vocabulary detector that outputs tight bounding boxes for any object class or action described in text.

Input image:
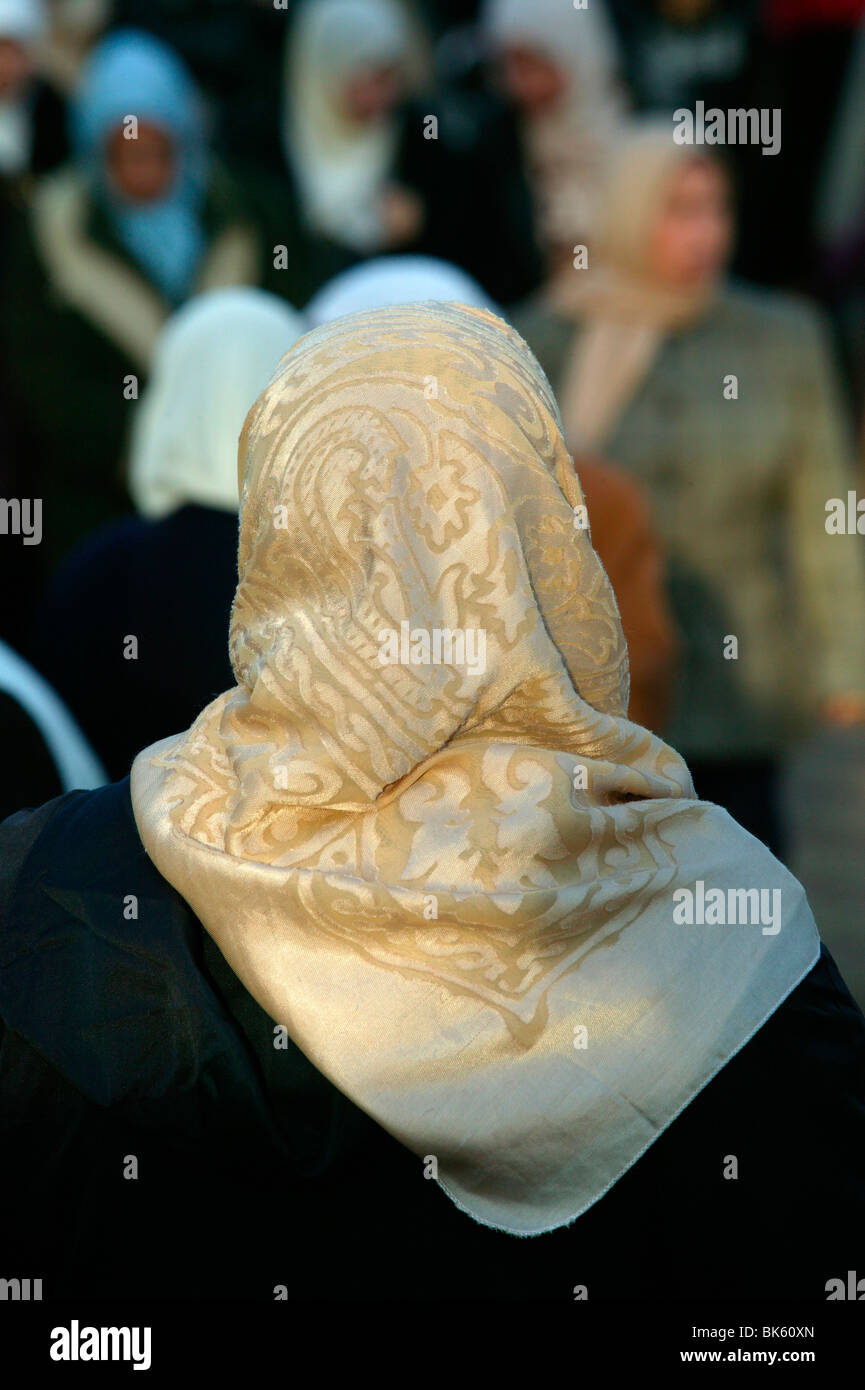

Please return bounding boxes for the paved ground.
[783,724,865,1012]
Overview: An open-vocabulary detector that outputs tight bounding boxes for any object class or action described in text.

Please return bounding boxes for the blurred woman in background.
[1,27,284,571]
[283,0,423,261]
[481,0,628,276]
[32,287,305,780]
[515,120,865,854]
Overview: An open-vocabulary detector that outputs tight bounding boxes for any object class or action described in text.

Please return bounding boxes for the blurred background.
[1,0,864,1003]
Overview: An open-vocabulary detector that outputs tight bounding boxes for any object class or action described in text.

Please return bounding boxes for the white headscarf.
[0,0,45,175]
[0,640,106,790]
[482,0,622,103]
[282,0,416,254]
[128,288,307,519]
[305,254,500,325]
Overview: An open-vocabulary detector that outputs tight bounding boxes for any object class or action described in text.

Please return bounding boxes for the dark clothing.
[0,80,73,635]
[607,1,762,114]
[392,90,544,308]
[0,391,50,650]
[0,78,69,247]
[1,778,863,1300]
[0,691,63,822]
[0,783,862,1301]
[28,78,72,178]
[30,505,239,782]
[689,757,785,861]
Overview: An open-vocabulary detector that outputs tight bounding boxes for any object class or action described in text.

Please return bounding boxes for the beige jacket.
[515,281,865,756]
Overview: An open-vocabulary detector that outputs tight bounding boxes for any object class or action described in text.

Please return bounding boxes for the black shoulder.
[0,785,93,919]
[0,776,368,1179]
[0,778,156,910]
[0,779,216,1108]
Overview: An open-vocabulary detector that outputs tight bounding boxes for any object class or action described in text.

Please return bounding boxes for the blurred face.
[342,63,401,123]
[646,158,732,287]
[499,44,567,116]
[0,38,34,102]
[105,120,176,203]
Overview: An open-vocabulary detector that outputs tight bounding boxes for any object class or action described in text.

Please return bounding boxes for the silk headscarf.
[551,120,722,452]
[128,288,307,519]
[131,302,820,1235]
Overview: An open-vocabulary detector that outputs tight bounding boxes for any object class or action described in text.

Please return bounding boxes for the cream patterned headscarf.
[131,302,819,1235]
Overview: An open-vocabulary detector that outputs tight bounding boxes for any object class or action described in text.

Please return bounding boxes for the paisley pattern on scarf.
[132,303,819,1234]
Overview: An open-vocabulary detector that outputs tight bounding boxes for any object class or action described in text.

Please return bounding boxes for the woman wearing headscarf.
[0,28,291,571]
[282,0,423,259]
[1,303,862,1301]
[30,287,305,781]
[306,253,679,732]
[514,121,865,855]
[481,0,628,276]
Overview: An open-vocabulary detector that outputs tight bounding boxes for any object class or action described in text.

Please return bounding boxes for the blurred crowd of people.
[2,0,865,982]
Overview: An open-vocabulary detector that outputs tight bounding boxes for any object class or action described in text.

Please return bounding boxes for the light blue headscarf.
[71,28,209,303]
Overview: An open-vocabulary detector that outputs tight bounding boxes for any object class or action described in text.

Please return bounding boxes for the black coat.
[392,90,544,309]
[1,777,863,1301]
[30,504,239,782]
[0,690,63,822]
